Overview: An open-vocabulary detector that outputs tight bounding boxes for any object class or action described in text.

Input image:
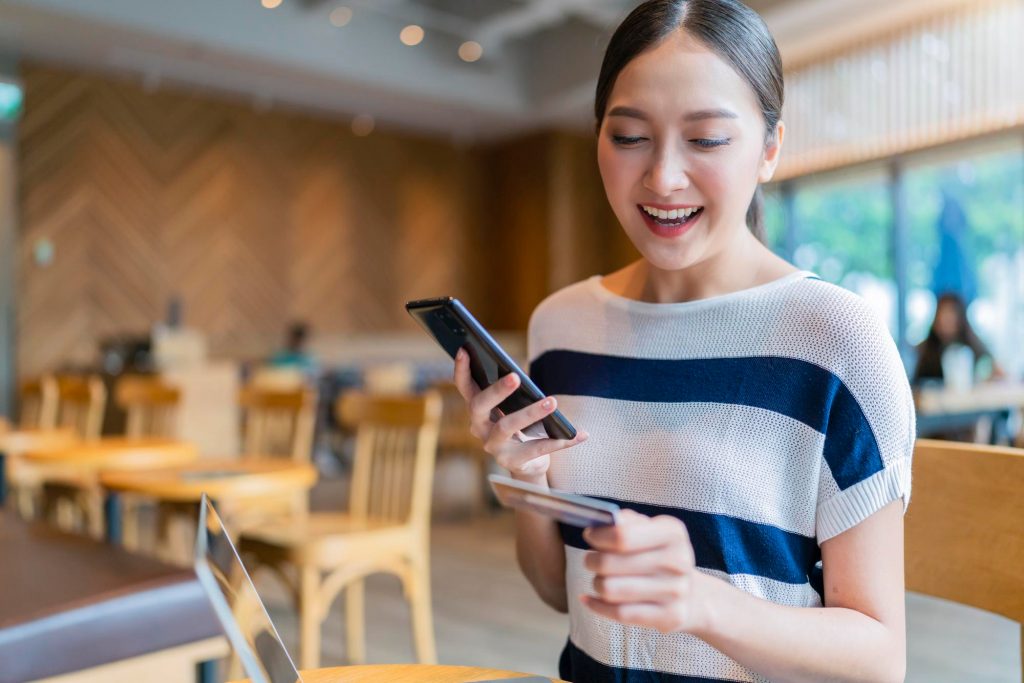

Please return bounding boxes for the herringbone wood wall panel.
[17,65,480,376]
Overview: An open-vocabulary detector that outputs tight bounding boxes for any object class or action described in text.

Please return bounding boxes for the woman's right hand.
[452,347,588,483]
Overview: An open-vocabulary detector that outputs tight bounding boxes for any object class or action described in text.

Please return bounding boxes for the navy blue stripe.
[558,495,821,588]
[530,351,883,490]
[559,639,746,683]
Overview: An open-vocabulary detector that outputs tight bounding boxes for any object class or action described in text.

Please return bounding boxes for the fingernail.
[504,374,518,387]
[456,348,465,361]
[541,399,553,410]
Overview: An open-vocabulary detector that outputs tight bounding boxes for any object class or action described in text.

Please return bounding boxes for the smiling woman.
[449,2,915,683]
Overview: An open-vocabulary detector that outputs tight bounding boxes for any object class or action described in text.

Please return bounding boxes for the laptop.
[194,494,303,683]
[194,494,553,683]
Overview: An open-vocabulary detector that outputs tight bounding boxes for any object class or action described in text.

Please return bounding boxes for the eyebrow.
[606,106,739,122]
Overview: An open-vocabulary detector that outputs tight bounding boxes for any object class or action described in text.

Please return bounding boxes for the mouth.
[637,204,704,237]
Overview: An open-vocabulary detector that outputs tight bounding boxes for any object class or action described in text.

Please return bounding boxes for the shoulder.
[527,278,602,359]
[528,278,601,336]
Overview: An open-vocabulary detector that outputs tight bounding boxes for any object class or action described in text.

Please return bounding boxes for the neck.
[632,229,776,303]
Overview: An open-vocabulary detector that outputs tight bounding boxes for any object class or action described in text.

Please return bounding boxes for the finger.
[497,431,590,472]
[452,348,481,402]
[579,595,666,628]
[583,545,693,577]
[467,372,521,429]
[584,514,690,554]
[591,574,691,605]
[490,396,559,444]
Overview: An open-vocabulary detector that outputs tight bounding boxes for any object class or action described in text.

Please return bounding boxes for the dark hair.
[594,0,784,242]
[287,322,309,349]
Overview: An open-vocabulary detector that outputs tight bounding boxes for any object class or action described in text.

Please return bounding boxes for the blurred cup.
[941,343,974,392]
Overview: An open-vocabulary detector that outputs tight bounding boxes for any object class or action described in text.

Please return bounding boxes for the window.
[791,171,897,332]
[904,142,1024,377]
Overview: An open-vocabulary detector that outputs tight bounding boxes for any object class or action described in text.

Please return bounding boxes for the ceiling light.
[261,0,282,8]
[352,114,375,137]
[400,25,424,46]
[458,41,483,63]
[329,6,352,27]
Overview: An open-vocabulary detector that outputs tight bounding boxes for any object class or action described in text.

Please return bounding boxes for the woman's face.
[597,30,782,272]
[934,300,962,342]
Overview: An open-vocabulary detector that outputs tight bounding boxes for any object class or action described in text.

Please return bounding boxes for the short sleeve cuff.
[816,456,912,543]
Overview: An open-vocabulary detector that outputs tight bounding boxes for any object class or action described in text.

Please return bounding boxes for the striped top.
[528,271,915,683]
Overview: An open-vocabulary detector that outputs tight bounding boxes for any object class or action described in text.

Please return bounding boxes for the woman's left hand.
[581,509,708,634]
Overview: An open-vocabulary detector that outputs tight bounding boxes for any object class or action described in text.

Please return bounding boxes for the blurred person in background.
[912,292,1004,385]
[269,321,318,377]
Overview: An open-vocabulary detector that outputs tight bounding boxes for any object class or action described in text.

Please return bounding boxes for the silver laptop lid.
[194,494,303,683]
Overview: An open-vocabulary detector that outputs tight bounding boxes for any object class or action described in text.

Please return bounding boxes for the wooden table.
[23,437,198,475]
[20,437,199,539]
[100,459,318,545]
[232,664,560,682]
[0,428,79,506]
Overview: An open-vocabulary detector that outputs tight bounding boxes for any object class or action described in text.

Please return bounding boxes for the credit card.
[488,474,619,527]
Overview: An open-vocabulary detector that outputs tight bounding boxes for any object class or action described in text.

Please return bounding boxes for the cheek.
[597,144,634,203]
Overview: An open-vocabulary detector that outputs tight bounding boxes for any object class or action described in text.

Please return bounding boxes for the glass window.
[904,142,1024,378]
[792,171,896,332]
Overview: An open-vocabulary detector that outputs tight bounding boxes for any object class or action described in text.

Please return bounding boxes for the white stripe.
[548,398,824,537]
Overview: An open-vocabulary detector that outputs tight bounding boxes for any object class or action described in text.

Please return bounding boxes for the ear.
[757,120,785,183]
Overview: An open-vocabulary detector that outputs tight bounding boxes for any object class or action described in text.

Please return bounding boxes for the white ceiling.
[0,0,939,140]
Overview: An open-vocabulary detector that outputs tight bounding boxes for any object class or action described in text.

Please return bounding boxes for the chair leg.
[345,580,366,665]
[298,564,322,670]
[406,559,437,664]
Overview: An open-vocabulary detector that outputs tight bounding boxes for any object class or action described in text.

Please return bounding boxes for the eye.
[612,135,647,147]
[690,138,731,149]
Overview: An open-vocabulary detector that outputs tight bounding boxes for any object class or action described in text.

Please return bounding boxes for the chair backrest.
[115,375,182,438]
[431,380,480,454]
[54,375,106,439]
[238,386,316,460]
[18,375,58,429]
[905,439,1024,664]
[337,391,441,529]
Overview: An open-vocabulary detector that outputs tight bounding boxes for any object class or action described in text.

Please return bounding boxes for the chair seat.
[240,513,419,569]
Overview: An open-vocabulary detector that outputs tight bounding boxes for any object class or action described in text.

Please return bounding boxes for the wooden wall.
[15,65,629,376]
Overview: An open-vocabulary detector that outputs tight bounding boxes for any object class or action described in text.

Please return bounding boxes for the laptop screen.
[194,495,303,683]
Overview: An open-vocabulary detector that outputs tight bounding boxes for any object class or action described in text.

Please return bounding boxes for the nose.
[643,146,690,198]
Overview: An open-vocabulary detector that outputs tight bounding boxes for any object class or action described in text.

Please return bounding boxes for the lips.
[637,204,704,238]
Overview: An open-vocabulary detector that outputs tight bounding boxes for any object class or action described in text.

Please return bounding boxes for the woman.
[913,292,1002,385]
[454,1,913,681]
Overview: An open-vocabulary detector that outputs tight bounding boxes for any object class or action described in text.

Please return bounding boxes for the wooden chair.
[54,374,106,440]
[238,385,316,461]
[905,439,1024,679]
[38,375,106,535]
[115,375,182,438]
[17,375,59,430]
[112,375,183,551]
[238,390,442,669]
[7,376,61,519]
[432,380,492,513]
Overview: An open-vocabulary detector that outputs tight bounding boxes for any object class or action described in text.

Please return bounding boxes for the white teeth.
[642,205,701,219]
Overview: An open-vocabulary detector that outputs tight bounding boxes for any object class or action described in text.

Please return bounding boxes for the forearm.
[512,474,568,613]
[693,573,905,683]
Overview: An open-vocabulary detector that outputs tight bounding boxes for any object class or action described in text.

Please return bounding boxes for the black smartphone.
[405,297,576,440]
